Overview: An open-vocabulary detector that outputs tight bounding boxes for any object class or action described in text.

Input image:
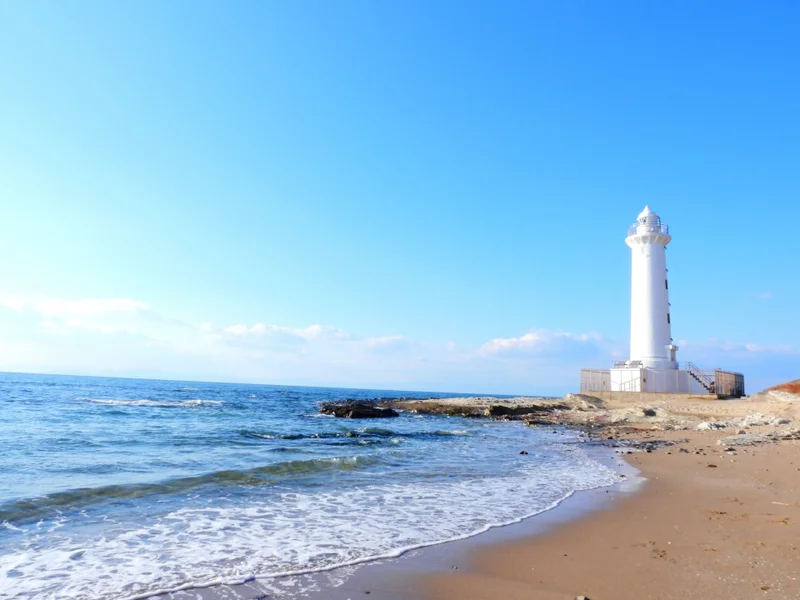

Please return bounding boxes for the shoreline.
[153,429,633,600]
[294,438,642,600]
[423,427,800,600]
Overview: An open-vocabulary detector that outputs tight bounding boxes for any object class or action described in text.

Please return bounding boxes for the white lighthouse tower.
[626,206,678,370]
[580,206,745,397]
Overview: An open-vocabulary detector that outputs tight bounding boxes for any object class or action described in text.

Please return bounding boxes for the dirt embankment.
[769,379,800,395]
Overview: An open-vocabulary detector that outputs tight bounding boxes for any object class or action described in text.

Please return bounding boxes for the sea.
[0,372,621,600]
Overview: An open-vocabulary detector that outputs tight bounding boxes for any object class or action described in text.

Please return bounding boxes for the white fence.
[580,369,611,392]
[580,368,745,397]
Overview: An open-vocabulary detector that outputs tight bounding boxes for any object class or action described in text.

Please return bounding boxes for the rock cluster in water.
[320,400,399,418]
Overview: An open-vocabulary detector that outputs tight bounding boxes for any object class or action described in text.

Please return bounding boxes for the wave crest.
[0,454,384,524]
[79,398,223,408]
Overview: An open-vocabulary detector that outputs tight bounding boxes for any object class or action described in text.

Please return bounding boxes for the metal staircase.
[685,362,715,394]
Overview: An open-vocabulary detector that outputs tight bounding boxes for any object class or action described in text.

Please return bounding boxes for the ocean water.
[0,373,620,600]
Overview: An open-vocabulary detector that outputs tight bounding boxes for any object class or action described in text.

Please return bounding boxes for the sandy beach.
[419,394,800,600]
[278,387,800,600]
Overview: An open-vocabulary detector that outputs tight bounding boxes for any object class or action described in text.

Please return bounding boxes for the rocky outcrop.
[717,428,800,447]
[320,401,399,419]
[384,394,604,420]
[697,413,791,431]
[314,389,800,445]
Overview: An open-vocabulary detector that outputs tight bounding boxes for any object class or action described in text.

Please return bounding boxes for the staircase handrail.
[685,361,714,388]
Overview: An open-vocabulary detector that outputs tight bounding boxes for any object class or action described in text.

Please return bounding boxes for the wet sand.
[422,429,800,600]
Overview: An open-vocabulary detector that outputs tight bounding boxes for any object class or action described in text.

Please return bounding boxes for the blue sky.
[1,1,798,394]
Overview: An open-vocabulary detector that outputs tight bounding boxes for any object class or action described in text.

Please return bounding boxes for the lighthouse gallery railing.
[627,222,670,236]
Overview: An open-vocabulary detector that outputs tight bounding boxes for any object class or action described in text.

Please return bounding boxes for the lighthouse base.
[610,367,703,394]
[581,366,745,398]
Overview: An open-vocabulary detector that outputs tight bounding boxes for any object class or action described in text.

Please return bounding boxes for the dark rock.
[487,403,568,418]
[320,401,399,419]
[487,405,515,417]
[520,450,529,455]
[642,408,657,417]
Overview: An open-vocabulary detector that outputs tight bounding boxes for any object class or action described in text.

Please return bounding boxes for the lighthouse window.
[667,313,671,324]
[665,279,669,289]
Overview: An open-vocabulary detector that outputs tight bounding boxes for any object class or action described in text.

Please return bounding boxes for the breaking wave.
[0,455,385,524]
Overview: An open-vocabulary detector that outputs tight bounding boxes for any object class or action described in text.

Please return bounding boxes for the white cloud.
[0,294,149,316]
[0,294,26,312]
[0,294,151,334]
[221,323,351,341]
[480,329,605,356]
[757,291,774,300]
[0,294,623,392]
[34,298,150,317]
[677,338,795,357]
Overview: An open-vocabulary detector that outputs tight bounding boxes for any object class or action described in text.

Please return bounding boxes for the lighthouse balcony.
[627,222,669,236]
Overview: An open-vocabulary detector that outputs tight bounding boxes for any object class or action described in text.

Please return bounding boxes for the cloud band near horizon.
[0,293,795,395]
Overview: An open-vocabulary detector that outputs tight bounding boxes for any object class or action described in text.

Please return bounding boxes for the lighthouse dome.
[628,206,670,237]
[638,205,658,223]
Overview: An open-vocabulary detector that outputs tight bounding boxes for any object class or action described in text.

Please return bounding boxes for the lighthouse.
[579,206,745,397]
[626,206,678,370]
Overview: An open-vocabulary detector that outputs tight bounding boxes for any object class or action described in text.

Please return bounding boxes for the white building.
[580,207,745,397]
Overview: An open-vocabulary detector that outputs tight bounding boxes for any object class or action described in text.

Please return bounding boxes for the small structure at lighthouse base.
[586,361,745,396]
[584,363,745,397]
[580,206,745,399]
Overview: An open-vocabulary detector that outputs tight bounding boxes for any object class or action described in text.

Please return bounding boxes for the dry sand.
[422,427,800,600]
